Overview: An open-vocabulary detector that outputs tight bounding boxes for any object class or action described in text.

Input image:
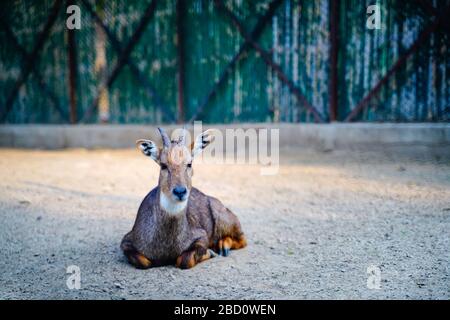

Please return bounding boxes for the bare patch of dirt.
[0,148,449,299]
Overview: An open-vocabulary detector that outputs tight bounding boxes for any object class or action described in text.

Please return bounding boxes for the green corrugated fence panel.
[0,0,448,123]
[339,0,450,121]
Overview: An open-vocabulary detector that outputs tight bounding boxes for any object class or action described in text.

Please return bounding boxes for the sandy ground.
[0,148,449,300]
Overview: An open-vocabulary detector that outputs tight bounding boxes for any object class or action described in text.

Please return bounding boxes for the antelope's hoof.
[176,251,196,269]
[217,237,233,257]
[208,249,218,258]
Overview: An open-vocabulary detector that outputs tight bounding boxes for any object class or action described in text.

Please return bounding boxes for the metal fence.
[0,0,449,124]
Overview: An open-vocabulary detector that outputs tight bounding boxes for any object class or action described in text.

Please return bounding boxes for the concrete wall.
[1,123,449,153]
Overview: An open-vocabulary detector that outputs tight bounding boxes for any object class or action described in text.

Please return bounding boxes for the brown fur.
[121,129,246,269]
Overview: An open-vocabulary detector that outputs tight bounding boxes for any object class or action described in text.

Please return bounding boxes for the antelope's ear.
[136,139,159,161]
[192,129,215,157]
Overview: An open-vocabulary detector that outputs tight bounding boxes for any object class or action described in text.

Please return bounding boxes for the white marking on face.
[160,191,188,215]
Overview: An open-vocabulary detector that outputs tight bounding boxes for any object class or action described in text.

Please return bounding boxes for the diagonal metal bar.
[189,0,284,122]
[0,0,63,123]
[80,0,174,122]
[345,5,450,122]
[82,0,161,123]
[0,17,68,122]
[214,0,325,123]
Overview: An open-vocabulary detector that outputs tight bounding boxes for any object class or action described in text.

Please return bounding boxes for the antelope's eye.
[187,163,192,168]
[160,163,168,170]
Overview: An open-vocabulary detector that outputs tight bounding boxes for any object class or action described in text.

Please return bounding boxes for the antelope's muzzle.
[172,185,187,201]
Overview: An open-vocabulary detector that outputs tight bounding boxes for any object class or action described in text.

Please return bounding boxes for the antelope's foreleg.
[176,241,216,269]
[121,234,152,269]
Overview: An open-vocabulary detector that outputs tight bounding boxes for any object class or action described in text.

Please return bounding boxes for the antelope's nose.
[172,186,187,200]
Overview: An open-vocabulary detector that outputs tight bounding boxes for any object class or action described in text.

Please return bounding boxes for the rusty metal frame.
[189,0,285,122]
[345,2,450,122]
[0,0,63,123]
[213,0,325,123]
